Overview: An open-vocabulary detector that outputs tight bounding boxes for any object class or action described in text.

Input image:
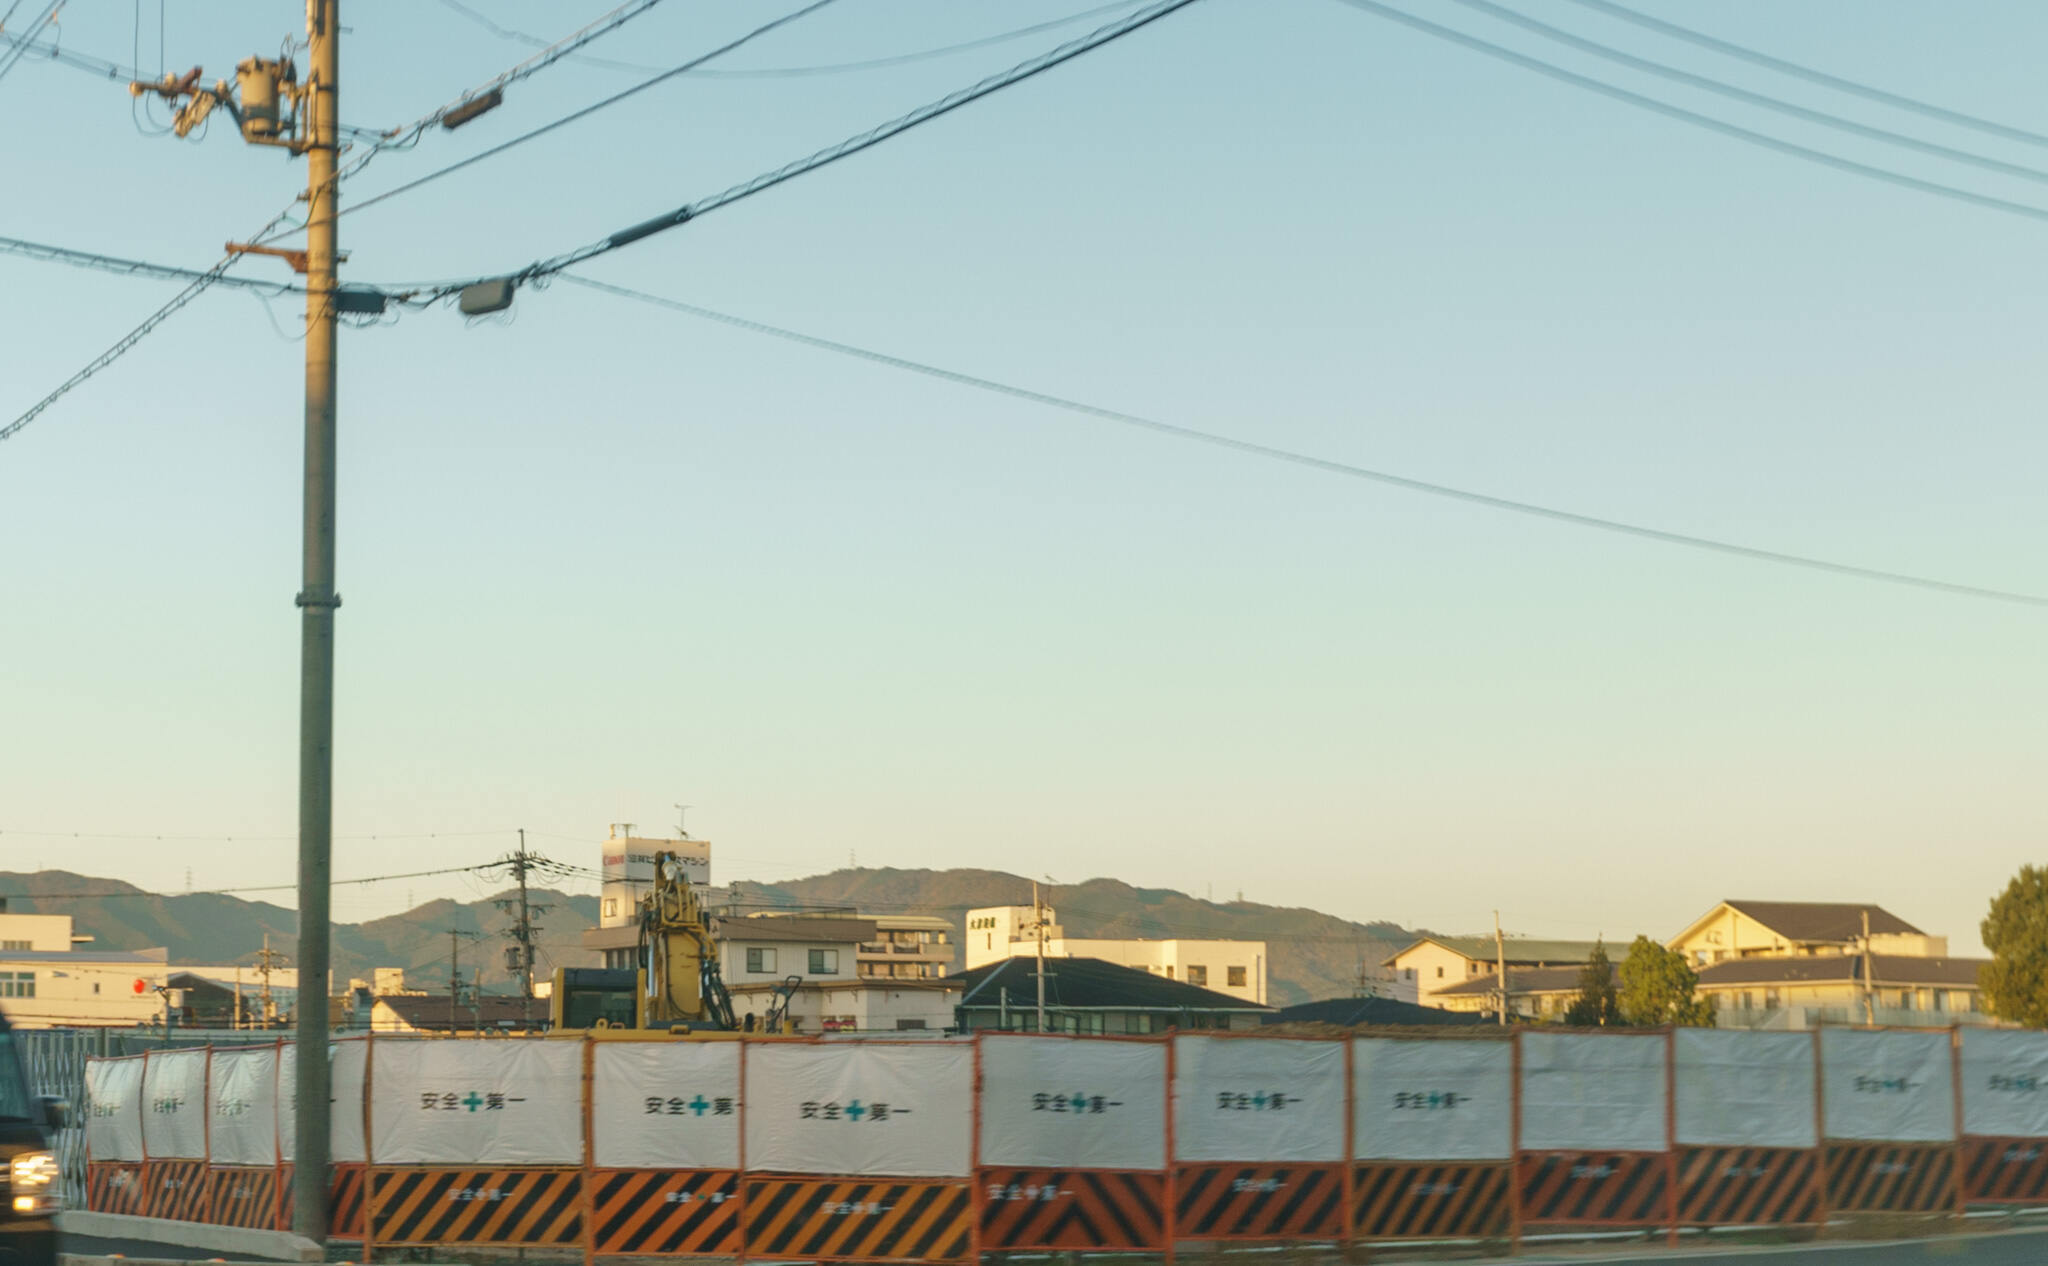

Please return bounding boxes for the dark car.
[0,1010,59,1266]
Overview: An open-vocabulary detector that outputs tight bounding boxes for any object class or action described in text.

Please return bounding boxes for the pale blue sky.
[3,1,2044,954]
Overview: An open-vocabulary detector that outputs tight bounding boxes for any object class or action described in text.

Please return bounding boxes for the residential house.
[1431,964,1595,1022]
[1262,996,1486,1027]
[1667,901,1946,965]
[952,956,1273,1034]
[1697,955,1987,1028]
[962,905,1268,1004]
[1384,937,1600,1008]
[371,993,545,1034]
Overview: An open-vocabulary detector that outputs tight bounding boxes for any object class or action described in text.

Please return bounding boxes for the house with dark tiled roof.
[1382,936,1601,1009]
[1666,901,1945,965]
[951,956,1272,1034]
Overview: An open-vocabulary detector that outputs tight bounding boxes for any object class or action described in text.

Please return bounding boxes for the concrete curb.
[55,1212,325,1262]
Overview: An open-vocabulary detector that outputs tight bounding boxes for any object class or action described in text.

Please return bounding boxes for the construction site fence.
[73,1025,2048,1261]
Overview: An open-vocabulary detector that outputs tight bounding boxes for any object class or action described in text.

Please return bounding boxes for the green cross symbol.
[462,1092,485,1112]
[845,1100,867,1121]
[1070,1091,1087,1110]
[689,1096,710,1116]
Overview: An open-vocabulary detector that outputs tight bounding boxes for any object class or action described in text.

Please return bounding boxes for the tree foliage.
[1981,866,2048,1026]
[1617,935,1715,1027]
[1563,938,1620,1026]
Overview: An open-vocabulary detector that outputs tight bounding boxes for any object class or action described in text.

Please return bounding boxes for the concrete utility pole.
[1862,908,1877,1025]
[1032,881,1048,1033]
[493,832,550,1028]
[449,929,464,1032]
[1494,910,1508,1027]
[292,0,341,1241]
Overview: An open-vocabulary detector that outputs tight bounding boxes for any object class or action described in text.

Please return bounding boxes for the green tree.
[1617,935,1716,1027]
[1563,938,1620,1026]
[1980,865,2048,1026]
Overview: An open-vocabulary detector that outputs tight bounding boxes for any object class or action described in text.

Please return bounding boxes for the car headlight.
[10,1151,60,1215]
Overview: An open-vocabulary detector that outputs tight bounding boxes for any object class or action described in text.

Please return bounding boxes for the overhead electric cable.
[560,274,2048,611]
[437,0,1149,79]
[340,0,847,223]
[4,862,507,901]
[0,234,305,294]
[416,0,1201,287]
[1560,0,2048,150]
[0,0,59,83]
[1448,0,2048,187]
[1334,0,2048,230]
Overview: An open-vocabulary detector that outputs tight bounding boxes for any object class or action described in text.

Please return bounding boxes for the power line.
[1334,0,2048,231]
[1448,0,2048,187]
[0,0,60,85]
[339,0,845,224]
[560,274,2048,611]
[424,0,1202,290]
[2,862,507,901]
[1560,0,2048,150]
[0,827,519,842]
[436,0,1149,80]
[0,234,305,295]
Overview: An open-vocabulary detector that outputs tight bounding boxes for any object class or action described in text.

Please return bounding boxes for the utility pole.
[1862,908,1877,1025]
[1494,911,1509,1026]
[1032,881,1048,1033]
[255,934,286,1027]
[494,832,549,1028]
[449,929,463,1033]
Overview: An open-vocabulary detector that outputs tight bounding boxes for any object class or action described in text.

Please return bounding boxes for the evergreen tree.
[1563,938,1620,1026]
[1981,866,2048,1026]
[1617,934,1715,1027]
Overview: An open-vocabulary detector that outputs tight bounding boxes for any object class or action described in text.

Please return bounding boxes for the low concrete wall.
[56,1211,324,1262]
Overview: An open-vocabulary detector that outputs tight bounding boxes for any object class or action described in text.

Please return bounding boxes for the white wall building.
[962,905,1268,1005]
[0,912,170,1028]
[599,825,711,928]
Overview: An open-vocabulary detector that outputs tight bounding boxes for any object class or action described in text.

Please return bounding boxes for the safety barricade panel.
[1674,1146,1819,1226]
[1520,1032,1669,1153]
[1517,1152,1669,1226]
[280,1039,369,1164]
[141,1049,209,1161]
[1353,1038,1512,1162]
[977,1035,1165,1171]
[1350,1161,1511,1241]
[1820,1029,1956,1143]
[746,1042,972,1177]
[592,1040,741,1170]
[207,1165,281,1229]
[145,1157,210,1221]
[1173,1037,1346,1164]
[280,1163,367,1238]
[744,1176,971,1263]
[977,1168,1164,1251]
[369,1167,584,1246]
[1963,1138,2048,1204]
[372,1040,583,1166]
[84,1056,146,1164]
[1173,1162,1344,1239]
[208,1045,280,1168]
[1674,1029,1818,1149]
[1823,1142,1956,1213]
[591,1169,741,1257]
[85,1161,146,1217]
[1961,1029,2048,1138]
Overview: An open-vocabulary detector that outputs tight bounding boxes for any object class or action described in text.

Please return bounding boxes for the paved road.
[1504,1226,2048,1264]
[59,1233,271,1262]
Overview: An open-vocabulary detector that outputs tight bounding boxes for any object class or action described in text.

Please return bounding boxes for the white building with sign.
[962,905,1268,1005]
[599,825,711,928]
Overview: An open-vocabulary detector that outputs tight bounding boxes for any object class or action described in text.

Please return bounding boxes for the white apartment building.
[961,905,1268,1005]
[0,912,170,1028]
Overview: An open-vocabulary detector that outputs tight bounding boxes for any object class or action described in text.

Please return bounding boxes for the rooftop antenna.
[673,804,692,839]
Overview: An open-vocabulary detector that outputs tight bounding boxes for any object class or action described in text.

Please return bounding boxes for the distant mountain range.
[0,867,1417,1006]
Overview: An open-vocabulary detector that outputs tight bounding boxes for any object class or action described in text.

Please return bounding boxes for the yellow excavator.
[550,850,800,1033]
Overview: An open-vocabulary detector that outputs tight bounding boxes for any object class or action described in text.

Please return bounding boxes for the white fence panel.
[1960,1028,2048,1138]
[278,1039,369,1163]
[84,1056,146,1163]
[1353,1038,1512,1161]
[370,1039,582,1165]
[978,1036,1166,1170]
[1173,1037,1344,1163]
[1820,1028,1956,1143]
[745,1042,971,1177]
[141,1049,208,1160]
[207,1045,279,1166]
[1674,1029,1817,1148]
[1519,1032,1668,1153]
[593,1040,742,1170]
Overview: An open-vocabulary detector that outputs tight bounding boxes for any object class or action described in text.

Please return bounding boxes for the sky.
[2,0,2044,956]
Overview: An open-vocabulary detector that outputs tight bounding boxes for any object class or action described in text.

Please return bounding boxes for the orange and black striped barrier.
[207,1166,280,1228]
[1675,1146,1819,1227]
[369,1168,584,1246]
[276,1165,365,1237]
[1517,1152,1670,1227]
[745,1176,971,1263]
[1964,1138,2048,1204]
[85,1162,146,1217]
[591,1169,741,1256]
[144,1158,210,1221]
[1173,1163,1343,1240]
[977,1169,1165,1251]
[1351,1161,1511,1241]
[1823,1142,1958,1213]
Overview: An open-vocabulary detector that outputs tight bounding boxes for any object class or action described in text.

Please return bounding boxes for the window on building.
[1186,965,1208,987]
[1897,990,1914,1011]
[746,948,776,973]
[809,948,839,975]
[1436,966,1444,979]
[1932,989,1946,1013]
[896,1019,927,1030]
[0,940,29,952]
[1125,1013,1159,1035]
[1163,965,1174,980]
[1740,991,1753,1010]
[1227,966,1247,988]
[601,900,617,920]
[0,972,33,998]
[1764,988,1781,1009]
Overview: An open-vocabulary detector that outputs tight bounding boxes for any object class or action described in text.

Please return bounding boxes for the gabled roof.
[952,956,1270,1013]
[1384,937,1601,969]
[1673,901,1921,948]
[374,993,544,1031]
[716,916,877,944]
[1434,964,1609,997]
[1697,955,1983,989]
[1264,997,1486,1027]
